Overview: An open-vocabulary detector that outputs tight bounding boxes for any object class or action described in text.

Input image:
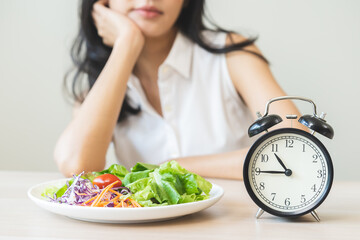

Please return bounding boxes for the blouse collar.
[128,30,193,89]
[161,30,193,79]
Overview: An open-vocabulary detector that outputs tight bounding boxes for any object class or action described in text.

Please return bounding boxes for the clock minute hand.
[259,170,286,174]
[274,153,288,170]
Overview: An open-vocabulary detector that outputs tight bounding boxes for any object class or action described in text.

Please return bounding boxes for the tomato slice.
[92,174,122,189]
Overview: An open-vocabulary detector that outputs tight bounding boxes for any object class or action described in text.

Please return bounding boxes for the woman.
[55,0,302,178]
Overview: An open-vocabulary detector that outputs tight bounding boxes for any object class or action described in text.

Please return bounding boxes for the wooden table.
[0,171,359,240]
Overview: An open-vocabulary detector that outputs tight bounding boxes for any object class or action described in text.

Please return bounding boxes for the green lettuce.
[42,178,74,198]
[41,185,59,198]
[131,162,159,172]
[125,160,212,206]
[122,170,153,186]
[55,179,74,197]
[93,164,129,180]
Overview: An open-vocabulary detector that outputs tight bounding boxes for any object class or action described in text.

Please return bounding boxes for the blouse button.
[164,104,172,113]
[170,152,179,159]
[162,66,169,75]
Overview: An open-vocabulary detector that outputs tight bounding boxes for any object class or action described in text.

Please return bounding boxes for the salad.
[43,160,212,208]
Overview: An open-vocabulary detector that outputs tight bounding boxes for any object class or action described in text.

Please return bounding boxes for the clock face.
[244,128,333,217]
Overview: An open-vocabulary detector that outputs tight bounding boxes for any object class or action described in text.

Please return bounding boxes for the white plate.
[28,178,224,223]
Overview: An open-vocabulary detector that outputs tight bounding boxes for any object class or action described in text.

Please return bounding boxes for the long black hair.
[66,0,267,122]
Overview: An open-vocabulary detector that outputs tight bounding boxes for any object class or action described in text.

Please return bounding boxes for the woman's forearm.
[174,148,249,180]
[55,36,144,177]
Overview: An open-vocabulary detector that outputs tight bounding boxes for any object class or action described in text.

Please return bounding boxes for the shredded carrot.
[109,189,122,196]
[79,180,141,208]
[99,201,110,207]
[130,199,141,207]
[82,195,98,205]
[91,181,119,207]
[112,195,120,202]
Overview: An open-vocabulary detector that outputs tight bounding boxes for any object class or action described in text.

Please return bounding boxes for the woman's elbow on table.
[54,141,105,177]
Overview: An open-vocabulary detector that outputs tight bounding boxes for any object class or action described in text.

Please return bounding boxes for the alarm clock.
[243,96,334,222]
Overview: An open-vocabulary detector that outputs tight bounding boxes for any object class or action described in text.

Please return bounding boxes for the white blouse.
[112,30,254,169]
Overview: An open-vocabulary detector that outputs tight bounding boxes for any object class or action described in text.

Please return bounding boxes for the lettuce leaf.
[122,170,153,186]
[125,160,212,206]
[131,162,159,172]
[93,164,129,180]
[55,179,74,198]
[41,185,59,198]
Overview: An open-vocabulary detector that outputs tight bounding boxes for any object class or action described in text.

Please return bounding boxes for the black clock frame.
[243,128,334,218]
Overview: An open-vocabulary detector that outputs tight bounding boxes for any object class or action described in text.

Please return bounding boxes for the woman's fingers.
[97,0,108,7]
[93,0,109,15]
[91,0,144,47]
[92,11,98,26]
[92,1,109,36]
[92,0,111,28]
[92,4,110,44]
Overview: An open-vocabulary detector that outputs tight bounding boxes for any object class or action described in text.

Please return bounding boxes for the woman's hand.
[92,0,144,48]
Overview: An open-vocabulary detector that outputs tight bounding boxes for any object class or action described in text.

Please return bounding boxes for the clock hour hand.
[274,153,288,170]
[273,153,293,177]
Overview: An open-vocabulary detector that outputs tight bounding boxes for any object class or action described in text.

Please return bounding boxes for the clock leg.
[255,208,265,219]
[311,210,321,222]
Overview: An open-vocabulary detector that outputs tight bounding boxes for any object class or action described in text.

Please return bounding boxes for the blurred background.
[0,0,359,180]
